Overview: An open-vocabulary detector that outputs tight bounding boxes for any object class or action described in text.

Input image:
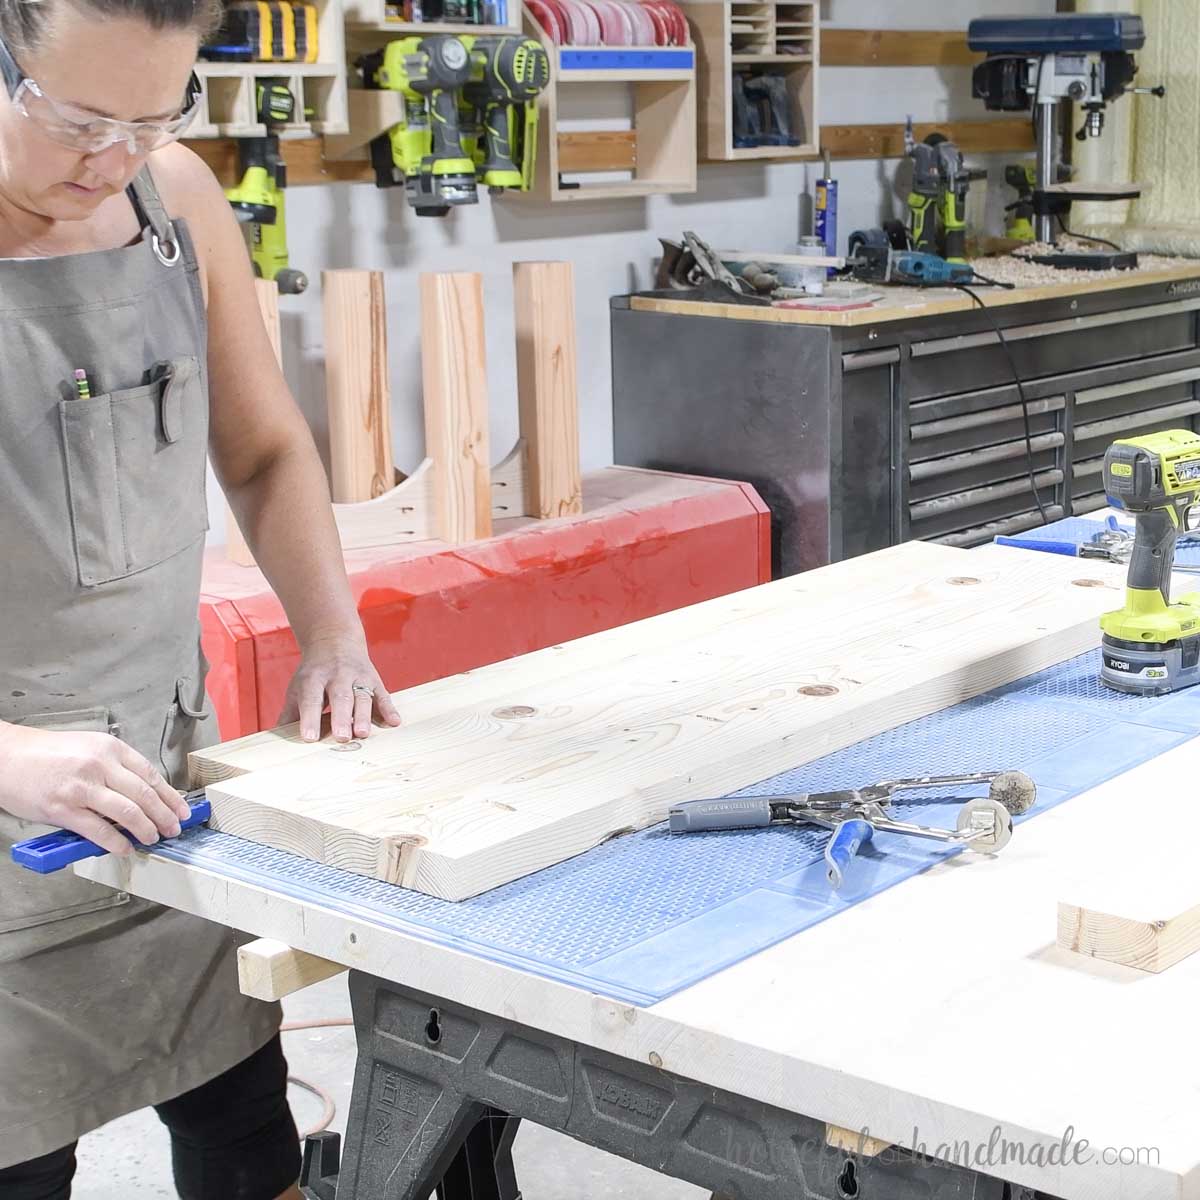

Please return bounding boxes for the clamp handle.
[10,794,210,875]
[668,796,774,833]
[824,818,874,890]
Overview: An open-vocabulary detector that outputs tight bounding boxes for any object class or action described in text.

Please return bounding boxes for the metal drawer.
[905,299,1200,401]
[909,395,1063,460]
[910,471,1061,540]
[1073,399,1200,464]
[934,506,1066,547]
[908,436,1062,503]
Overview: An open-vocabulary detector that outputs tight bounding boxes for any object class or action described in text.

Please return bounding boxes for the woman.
[0,0,402,1194]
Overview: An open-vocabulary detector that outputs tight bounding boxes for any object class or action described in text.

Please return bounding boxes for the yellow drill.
[361,36,476,216]
[225,83,308,293]
[1100,429,1200,694]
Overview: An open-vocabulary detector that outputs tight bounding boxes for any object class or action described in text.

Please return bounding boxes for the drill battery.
[203,1,319,63]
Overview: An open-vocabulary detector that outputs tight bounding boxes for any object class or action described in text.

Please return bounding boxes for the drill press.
[968,13,1163,269]
[1100,430,1200,696]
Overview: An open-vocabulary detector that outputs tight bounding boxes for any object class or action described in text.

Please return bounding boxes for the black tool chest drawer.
[611,282,1200,577]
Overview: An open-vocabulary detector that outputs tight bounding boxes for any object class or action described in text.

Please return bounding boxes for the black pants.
[0,1035,300,1200]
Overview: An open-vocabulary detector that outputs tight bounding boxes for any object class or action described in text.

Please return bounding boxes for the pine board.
[197,543,1129,900]
[1058,817,1200,974]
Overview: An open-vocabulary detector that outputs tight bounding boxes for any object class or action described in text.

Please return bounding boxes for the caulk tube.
[814,148,837,276]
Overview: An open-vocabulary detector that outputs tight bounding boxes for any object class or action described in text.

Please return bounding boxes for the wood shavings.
[968,246,1198,289]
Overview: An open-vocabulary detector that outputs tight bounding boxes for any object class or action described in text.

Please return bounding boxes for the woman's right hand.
[0,723,192,856]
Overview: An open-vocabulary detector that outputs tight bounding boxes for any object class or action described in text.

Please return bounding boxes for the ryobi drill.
[903,118,984,264]
[1100,429,1200,695]
[225,82,308,293]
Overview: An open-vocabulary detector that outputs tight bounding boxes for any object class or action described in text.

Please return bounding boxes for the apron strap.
[126,169,182,267]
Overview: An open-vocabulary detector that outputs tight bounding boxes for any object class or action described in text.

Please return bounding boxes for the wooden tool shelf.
[190,0,349,136]
[686,0,818,161]
[342,0,521,33]
[528,28,697,202]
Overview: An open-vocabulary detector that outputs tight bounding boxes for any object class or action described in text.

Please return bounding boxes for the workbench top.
[629,258,1200,328]
[75,539,1200,1200]
[80,735,1200,1200]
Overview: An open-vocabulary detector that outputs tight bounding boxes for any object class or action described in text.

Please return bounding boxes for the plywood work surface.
[195,543,1131,900]
[630,260,1200,328]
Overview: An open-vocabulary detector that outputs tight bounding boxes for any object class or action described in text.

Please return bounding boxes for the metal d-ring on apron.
[0,167,280,1166]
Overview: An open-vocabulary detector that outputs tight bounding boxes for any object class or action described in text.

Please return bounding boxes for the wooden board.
[820,28,978,67]
[80,733,1200,1200]
[513,262,583,520]
[556,131,637,173]
[1058,898,1200,975]
[821,118,1032,161]
[630,261,1200,329]
[322,269,395,503]
[237,938,346,1000]
[195,543,1131,900]
[420,273,492,543]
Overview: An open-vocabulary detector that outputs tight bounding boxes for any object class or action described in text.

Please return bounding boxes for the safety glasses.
[0,31,201,154]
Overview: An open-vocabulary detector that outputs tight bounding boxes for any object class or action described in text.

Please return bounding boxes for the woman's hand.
[0,724,191,855]
[278,633,402,743]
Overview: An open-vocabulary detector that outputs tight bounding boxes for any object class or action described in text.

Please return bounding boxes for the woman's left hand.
[277,633,402,743]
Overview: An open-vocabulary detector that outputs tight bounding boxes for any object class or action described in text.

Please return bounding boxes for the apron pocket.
[159,674,212,787]
[60,356,209,588]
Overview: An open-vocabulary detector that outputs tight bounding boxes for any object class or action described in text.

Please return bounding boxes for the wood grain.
[513,262,582,520]
[201,544,1131,900]
[557,131,637,173]
[193,539,946,788]
[821,118,1033,160]
[1058,900,1200,974]
[820,28,979,67]
[237,938,346,1000]
[420,273,492,544]
[322,270,395,503]
[225,278,283,567]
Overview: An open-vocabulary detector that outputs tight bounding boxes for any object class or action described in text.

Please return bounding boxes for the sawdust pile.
[968,237,1197,287]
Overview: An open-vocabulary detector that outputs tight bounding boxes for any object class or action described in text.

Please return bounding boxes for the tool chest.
[611,280,1200,575]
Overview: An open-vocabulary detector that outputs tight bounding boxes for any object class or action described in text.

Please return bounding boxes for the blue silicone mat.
[153,650,1200,1006]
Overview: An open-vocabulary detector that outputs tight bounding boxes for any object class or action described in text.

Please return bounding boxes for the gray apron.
[0,169,280,1166]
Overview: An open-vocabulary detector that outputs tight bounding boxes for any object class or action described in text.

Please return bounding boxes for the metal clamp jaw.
[668,771,1036,890]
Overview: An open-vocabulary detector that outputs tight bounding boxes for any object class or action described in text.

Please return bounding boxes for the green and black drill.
[360,35,477,216]
[903,117,984,264]
[225,82,308,293]
[1100,429,1200,695]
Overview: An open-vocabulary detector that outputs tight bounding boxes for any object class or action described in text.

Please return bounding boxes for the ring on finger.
[351,683,374,697]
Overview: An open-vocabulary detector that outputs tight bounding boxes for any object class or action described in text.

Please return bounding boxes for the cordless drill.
[1100,429,1200,695]
[462,34,549,192]
[225,83,307,293]
[904,119,984,263]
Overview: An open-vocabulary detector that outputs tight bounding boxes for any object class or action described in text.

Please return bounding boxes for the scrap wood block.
[1058,900,1200,974]
[238,938,346,1001]
[194,543,1128,901]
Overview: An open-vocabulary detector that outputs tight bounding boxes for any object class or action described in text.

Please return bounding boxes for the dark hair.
[0,0,223,56]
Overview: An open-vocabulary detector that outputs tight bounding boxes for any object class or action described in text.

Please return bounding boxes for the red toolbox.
[200,467,770,738]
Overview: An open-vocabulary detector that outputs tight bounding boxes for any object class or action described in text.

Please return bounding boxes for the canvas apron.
[0,168,280,1166]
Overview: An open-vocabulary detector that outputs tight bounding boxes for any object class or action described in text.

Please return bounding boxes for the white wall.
[206,0,1053,539]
